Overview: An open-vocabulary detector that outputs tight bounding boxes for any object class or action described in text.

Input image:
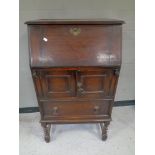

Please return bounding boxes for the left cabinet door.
[38,70,76,99]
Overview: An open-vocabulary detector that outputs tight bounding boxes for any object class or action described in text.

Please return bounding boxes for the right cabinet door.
[76,68,118,98]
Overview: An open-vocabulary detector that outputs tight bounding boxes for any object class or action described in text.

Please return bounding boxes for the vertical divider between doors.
[75,70,78,97]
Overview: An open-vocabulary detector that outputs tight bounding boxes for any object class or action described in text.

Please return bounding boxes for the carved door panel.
[76,69,114,98]
[41,70,76,99]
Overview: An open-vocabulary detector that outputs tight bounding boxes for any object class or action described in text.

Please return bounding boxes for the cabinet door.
[41,70,76,99]
[76,69,115,98]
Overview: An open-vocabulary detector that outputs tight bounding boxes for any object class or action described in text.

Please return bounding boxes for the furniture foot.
[41,123,51,143]
[100,121,110,141]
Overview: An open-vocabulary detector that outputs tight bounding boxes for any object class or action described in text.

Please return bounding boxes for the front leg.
[100,121,110,141]
[41,123,51,143]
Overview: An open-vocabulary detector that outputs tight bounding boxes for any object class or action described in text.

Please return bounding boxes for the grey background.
[19,0,135,108]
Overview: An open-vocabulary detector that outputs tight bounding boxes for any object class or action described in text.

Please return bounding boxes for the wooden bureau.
[25,19,124,142]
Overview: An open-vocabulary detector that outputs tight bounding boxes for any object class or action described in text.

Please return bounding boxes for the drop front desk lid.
[26,19,124,68]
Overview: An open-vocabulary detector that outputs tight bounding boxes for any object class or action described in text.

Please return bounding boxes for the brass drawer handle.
[52,106,58,115]
[94,105,99,112]
[70,27,81,36]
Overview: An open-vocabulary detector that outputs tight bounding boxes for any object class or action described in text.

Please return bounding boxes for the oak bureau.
[25,19,124,142]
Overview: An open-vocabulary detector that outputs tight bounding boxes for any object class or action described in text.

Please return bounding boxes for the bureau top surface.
[25,19,125,25]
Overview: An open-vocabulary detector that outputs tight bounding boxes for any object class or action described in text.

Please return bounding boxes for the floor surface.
[19,106,135,155]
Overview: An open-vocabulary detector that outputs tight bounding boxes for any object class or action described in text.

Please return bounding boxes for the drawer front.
[29,25,122,67]
[41,100,112,119]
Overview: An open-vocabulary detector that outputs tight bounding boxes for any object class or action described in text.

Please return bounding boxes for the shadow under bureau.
[25,19,124,142]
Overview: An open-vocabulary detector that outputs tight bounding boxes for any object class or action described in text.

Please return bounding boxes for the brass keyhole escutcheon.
[70,27,81,36]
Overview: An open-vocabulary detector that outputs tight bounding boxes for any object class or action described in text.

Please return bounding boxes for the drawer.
[41,99,112,120]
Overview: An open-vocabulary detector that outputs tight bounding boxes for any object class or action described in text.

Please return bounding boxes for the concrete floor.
[19,106,135,155]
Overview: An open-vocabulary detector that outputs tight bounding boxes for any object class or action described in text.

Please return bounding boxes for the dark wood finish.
[100,122,110,140]
[40,70,76,98]
[26,19,124,142]
[41,99,112,119]
[76,69,115,98]
[25,19,125,25]
[28,24,122,67]
[41,123,51,142]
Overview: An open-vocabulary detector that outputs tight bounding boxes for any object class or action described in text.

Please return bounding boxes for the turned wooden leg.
[100,121,110,141]
[41,123,51,143]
